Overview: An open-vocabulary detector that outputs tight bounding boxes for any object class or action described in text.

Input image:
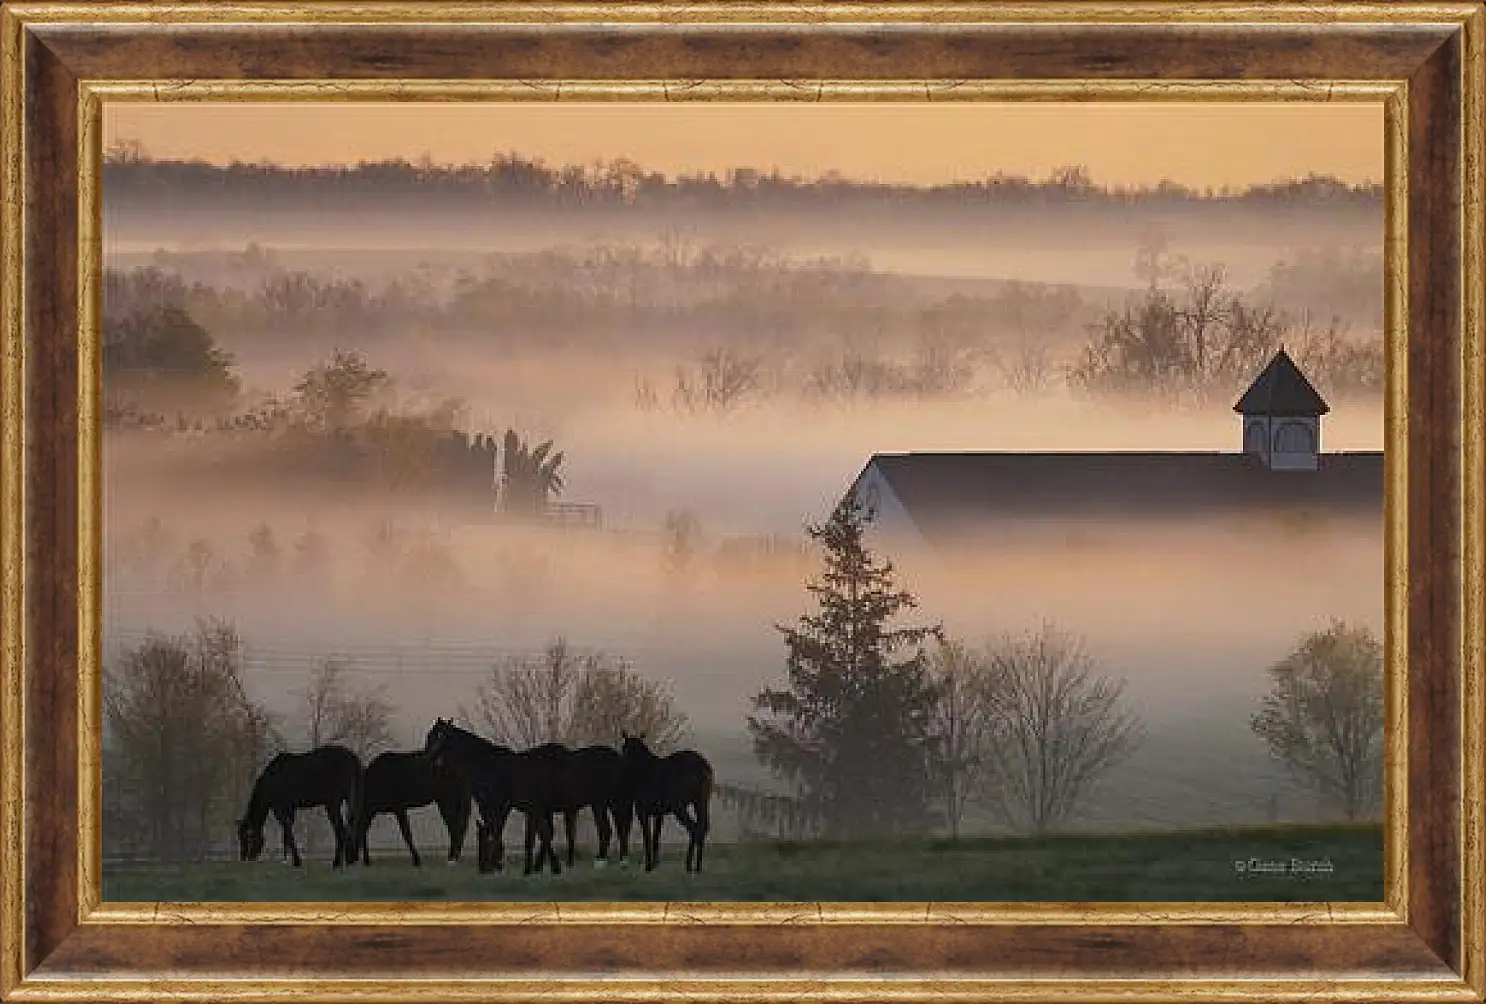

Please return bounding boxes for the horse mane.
[444,722,509,757]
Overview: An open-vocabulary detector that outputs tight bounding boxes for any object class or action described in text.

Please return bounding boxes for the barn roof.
[1233,349,1330,417]
[861,450,1382,544]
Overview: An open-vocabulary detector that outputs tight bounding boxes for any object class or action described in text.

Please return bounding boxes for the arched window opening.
[1273,421,1316,454]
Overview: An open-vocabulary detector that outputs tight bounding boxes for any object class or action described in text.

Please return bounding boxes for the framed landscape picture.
[1,2,1482,1002]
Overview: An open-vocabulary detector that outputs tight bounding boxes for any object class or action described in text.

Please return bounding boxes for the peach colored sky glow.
[105,102,1383,188]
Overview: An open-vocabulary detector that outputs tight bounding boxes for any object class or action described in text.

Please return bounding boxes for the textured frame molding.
[0,3,1482,1002]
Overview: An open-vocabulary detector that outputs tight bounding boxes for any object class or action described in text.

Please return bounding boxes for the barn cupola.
[1233,348,1330,472]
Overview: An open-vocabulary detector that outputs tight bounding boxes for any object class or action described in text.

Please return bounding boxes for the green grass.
[103,823,1382,902]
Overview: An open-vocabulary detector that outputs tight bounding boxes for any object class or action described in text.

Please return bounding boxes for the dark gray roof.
[1233,349,1330,417]
[863,450,1382,543]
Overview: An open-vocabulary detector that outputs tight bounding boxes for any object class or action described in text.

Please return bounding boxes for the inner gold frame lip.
[74,76,1410,927]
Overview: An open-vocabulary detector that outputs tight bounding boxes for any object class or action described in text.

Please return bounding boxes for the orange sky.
[105,102,1383,189]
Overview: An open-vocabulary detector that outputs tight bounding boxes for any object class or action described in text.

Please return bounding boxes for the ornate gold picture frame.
[1,1,1483,1000]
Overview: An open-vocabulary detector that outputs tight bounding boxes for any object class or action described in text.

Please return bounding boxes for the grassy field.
[104,823,1382,903]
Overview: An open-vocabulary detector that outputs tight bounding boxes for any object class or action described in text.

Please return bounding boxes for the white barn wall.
[847,461,922,549]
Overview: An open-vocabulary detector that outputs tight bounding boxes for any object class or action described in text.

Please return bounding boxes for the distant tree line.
[1071,263,1383,406]
[102,243,1103,359]
[102,334,567,512]
[104,142,1382,214]
[109,513,470,603]
[103,240,1384,426]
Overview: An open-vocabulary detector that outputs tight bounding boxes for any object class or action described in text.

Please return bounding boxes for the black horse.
[470,745,634,871]
[475,809,572,876]
[236,745,363,868]
[553,745,635,869]
[621,734,713,872]
[423,719,567,875]
[353,750,472,867]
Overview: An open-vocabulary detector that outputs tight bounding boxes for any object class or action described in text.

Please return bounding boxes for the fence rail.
[544,502,602,529]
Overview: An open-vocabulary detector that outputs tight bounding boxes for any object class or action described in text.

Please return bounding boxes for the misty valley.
[100,148,1386,902]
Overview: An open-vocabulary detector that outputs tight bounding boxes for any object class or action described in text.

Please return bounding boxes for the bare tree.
[103,618,280,861]
[978,623,1144,834]
[113,515,175,583]
[1070,267,1252,404]
[292,656,395,857]
[633,372,662,412]
[295,656,396,761]
[661,509,704,576]
[1131,224,1188,291]
[1250,620,1384,821]
[672,348,764,414]
[105,136,150,165]
[568,660,691,752]
[994,340,1056,397]
[292,524,332,583]
[470,637,691,751]
[471,638,586,749]
[168,537,233,595]
[243,523,281,583]
[926,638,997,838]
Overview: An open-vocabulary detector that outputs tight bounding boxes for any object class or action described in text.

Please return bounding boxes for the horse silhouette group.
[234,721,714,876]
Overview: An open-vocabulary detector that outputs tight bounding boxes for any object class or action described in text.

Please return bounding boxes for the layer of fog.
[102,207,1381,294]
[104,383,1383,834]
[101,204,1386,834]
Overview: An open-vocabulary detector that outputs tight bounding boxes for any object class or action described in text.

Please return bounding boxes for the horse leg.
[523,813,537,875]
[444,793,470,864]
[593,805,613,869]
[541,813,561,876]
[475,822,492,873]
[396,809,421,867]
[647,813,664,872]
[564,809,578,868]
[616,800,634,866]
[325,801,349,868]
[493,804,511,872]
[279,811,302,868]
[675,806,700,872]
[635,811,650,870]
[695,797,710,873]
[359,809,377,866]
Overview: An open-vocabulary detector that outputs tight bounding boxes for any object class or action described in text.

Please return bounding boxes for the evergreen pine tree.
[748,488,942,838]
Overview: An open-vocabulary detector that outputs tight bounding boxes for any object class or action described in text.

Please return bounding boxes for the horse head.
[475,819,503,874]
[425,717,459,769]
[236,817,264,862]
[425,717,454,750]
[620,733,655,762]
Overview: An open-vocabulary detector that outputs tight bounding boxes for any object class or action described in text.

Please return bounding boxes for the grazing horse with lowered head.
[621,733,713,872]
[423,718,567,875]
[352,749,472,867]
[236,744,363,868]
